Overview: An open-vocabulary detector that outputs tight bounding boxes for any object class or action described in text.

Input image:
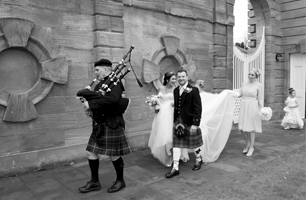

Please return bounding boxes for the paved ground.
[0,120,305,200]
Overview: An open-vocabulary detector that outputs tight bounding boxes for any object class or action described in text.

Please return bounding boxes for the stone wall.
[0,0,94,176]
[0,0,235,176]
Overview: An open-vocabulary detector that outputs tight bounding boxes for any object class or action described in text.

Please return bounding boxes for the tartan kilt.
[172,125,203,149]
[86,122,132,156]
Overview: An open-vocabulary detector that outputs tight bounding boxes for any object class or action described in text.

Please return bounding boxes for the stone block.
[94,15,124,33]
[215,11,227,24]
[274,95,285,103]
[214,34,227,45]
[52,29,93,50]
[165,0,214,21]
[93,46,126,62]
[274,102,285,111]
[94,0,123,17]
[94,31,124,48]
[275,78,285,87]
[273,86,285,96]
[226,3,234,15]
[227,56,233,68]
[216,0,226,13]
[228,14,235,26]
[213,67,227,78]
[62,47,92,64]
[227,0,235,6]
[213,78,227,89]
[124,0,165,12]
[214,56,226,67]
[185,48,210,61]
[213,45,227,57]
[94,15,111,31]
[214,23,226,35]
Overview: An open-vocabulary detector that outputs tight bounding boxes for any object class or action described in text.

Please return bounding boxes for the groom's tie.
[179,86,184,96]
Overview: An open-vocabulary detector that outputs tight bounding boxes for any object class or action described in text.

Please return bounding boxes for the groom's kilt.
[172,126,203,149]
[86,122,132,156]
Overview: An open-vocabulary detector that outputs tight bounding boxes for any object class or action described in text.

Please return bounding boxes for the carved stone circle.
[142,36,196,90]
[0,18,68,122]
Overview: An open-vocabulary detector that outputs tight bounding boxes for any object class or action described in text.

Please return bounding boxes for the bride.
[194,80,238,162]
[148,72,189,167]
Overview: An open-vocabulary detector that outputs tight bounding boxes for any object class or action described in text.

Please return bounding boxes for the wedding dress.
[281,97,304,129]
[198,90,237,162]
[148,92,189,167]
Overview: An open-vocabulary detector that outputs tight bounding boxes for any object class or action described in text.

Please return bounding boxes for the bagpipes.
[76,45,143,116]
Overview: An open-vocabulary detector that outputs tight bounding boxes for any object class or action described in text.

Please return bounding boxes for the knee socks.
[88,159,99,183]
[173,148,181,170]
[194,148,202,162]
[111,156,124,181]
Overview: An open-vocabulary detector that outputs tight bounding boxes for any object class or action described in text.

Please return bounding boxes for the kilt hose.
[86,122,132,156]
[172,126,203,149]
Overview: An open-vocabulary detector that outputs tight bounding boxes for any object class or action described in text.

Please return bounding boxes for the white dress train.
[148,92,189,167]
[198,90,237,162]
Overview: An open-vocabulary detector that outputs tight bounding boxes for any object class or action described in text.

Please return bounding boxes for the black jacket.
[173,84,202,126]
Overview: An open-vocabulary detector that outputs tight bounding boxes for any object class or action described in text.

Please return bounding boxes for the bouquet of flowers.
[145,94,161,111]
[259,107,273,121]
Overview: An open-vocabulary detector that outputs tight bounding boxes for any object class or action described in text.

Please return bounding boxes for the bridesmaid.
[237,68,263,157]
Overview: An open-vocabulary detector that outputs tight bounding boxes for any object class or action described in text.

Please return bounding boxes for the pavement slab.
[0,120,304,200]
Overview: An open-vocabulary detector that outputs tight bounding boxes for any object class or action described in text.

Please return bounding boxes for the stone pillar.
[93,0,125,63]
[212,0,235,93]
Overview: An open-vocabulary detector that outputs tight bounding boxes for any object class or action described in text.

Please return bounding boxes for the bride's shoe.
[246,147,254,157]
[242,147,249,154]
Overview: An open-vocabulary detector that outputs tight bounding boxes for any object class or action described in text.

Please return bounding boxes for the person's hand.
[83,101,89,110]
[190,125,198,135]
[85,109,92,117]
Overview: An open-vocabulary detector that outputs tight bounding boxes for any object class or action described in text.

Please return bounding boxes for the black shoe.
[78,181,101,193]
[165,168,179,178]
[192,159,203,171]
[107,180,126,193]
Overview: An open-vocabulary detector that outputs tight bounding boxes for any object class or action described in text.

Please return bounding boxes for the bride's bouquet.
[259,107,273,121]
[145,94,161,111]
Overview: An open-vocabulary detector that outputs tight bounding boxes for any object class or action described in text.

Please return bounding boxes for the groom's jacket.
[173,84,202,126]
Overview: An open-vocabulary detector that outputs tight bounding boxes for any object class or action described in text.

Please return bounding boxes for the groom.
[165,69,203,178]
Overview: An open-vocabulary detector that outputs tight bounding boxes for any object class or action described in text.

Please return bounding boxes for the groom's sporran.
[174,116,188,138]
